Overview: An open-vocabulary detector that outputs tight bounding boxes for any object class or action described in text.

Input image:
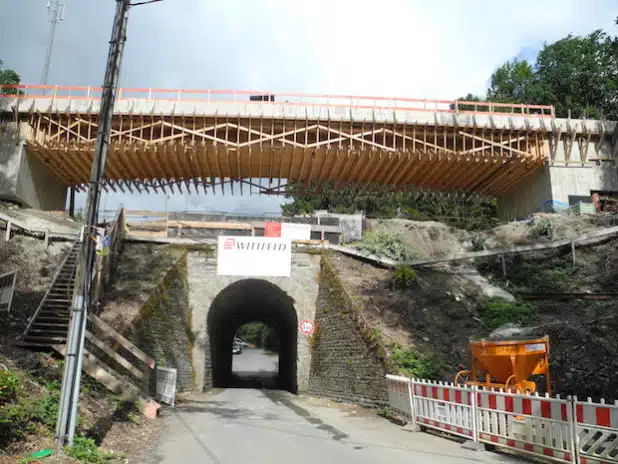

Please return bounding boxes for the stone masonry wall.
[307,254,389,407]
[124,252,194,391]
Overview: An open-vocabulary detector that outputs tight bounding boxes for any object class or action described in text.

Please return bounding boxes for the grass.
[66,436,124,463]
[475,297,536,332]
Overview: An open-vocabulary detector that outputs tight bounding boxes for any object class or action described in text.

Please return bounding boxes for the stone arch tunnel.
[189,252,320,394]
[207,279,298,392]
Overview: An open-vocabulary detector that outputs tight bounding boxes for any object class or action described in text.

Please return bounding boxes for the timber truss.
[21,111,611,196]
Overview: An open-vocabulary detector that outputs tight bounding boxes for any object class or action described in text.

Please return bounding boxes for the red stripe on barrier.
[561,403,567,421]
[443,389,450,402]
[489,394,497,410]
[564,453,572,462]
[596,407,611,427]
[421,385,428,398]
[541,401,551,418]
[543,448,554,457]
[457,427,463,435]
[445,424,451,431]
[490,435,498,443]
[432,387,439,400]
[507,439,516,447]
[577,404,584,423]
[455,390,462,404]
[524,443,534,452]
[522,398,532,416]
[505,396,514,412]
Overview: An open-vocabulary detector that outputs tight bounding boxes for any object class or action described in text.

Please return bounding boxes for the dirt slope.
[344,216,618,400]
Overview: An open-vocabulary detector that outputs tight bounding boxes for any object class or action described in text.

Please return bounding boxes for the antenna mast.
[41,0,65,86]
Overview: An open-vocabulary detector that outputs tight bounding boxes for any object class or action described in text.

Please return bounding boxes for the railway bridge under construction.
[1,85,617,219]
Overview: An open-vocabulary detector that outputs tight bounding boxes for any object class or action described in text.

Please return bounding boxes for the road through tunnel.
[208,279,298,393]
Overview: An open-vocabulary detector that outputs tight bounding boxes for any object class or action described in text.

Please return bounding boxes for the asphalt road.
[141,367,525,464]
[232,348,278,375]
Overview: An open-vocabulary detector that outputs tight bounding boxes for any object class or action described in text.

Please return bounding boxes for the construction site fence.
[386,375,618,464]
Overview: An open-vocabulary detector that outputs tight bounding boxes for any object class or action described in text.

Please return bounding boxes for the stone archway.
[187,252,320,393]
[208,279,298,392]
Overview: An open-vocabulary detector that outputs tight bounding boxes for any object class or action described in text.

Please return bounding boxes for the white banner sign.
[217,236,292,277]
[281,223,311,241]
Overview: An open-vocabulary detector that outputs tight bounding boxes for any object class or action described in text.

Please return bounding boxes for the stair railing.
[22,239,79,339]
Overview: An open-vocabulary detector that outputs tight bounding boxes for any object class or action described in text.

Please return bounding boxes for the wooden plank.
[85,330,143,380]
[328,225,618,269]
[88,314,155,369]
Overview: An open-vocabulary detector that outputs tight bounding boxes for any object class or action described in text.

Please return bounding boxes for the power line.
[41,1,65,86]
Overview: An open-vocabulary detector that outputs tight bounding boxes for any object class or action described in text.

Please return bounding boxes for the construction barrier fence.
[385,376,618,464]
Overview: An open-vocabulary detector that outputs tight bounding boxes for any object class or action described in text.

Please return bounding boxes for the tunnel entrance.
[208,279,298,393]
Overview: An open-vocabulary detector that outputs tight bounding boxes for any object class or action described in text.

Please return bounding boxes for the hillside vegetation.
[341,214,618,400]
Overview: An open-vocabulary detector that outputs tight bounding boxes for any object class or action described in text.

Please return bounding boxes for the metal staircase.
[20,240,79,347]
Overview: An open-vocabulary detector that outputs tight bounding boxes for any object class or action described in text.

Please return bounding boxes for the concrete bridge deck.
[1,86,617,219]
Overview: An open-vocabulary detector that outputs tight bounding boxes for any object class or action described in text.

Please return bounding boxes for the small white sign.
[281,223,311,241]
[217,236,292,277]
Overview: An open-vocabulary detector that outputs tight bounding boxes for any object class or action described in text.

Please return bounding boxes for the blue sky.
[1,0,616,214]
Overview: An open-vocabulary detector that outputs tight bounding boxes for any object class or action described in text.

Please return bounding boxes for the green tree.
[534,30,618,119]
[453,29,618,119]
[0,60,21,95]
[487,58,540,104]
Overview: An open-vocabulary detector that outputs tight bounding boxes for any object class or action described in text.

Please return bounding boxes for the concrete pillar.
[0,119,68,210]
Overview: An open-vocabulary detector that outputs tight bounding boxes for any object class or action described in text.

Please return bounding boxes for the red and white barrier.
[574,397,618,464]
[384,375,618,464]
[477,390,575,463]
[386,375,413,421]
[411,380,476,440]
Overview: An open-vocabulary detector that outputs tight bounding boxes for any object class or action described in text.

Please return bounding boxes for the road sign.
[299,320,315,335]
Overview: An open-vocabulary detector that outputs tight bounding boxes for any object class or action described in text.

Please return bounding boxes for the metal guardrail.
[0,84,556,117]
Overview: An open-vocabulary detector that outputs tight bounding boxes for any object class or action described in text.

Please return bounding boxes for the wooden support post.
[5,221,10,241]
[69,187,76,217]
[501,254,507,277]
[571,240,576,266]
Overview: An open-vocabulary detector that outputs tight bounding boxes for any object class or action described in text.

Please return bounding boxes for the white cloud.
[2,0,616,213]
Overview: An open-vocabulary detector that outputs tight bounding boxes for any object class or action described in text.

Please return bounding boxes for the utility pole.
[41,1,65,86]
[55,0,130,447]
[54,0,163,447]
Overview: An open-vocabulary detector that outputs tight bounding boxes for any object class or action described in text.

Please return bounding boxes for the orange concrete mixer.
[455,335,551,395]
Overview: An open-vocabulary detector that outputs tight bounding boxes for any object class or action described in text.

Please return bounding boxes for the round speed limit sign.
[299,320,315,335]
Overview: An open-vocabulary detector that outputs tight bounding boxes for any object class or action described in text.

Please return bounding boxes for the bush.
[476,298,536,331]
[529,217,554,240]
[391,265,417,290]
[471,235,486,251]
[37,393,59,429]
[357,231,414,262]
[391,348,439,379]
[66,436,121,463]
[0,370,21,403]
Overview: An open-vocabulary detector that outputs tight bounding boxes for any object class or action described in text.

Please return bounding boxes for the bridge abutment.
[0,119,67,210]
[498,163,618,220]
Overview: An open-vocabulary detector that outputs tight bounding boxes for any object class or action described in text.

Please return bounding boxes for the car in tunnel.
[232,339,243,355]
